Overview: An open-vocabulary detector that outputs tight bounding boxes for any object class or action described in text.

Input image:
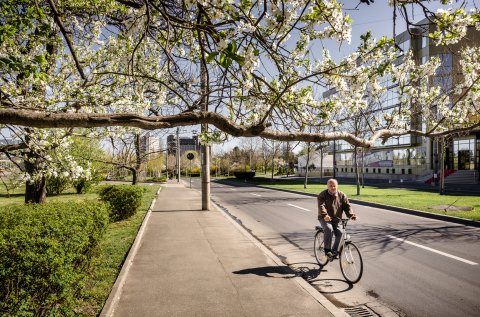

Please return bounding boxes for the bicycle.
[314,218,363,284]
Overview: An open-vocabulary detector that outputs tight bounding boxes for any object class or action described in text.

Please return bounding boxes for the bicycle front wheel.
[314,230,329,266]
[339,242,363,283]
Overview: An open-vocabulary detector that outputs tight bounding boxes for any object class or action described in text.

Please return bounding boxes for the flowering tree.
[0,127,92,202]
[1,0,480,201]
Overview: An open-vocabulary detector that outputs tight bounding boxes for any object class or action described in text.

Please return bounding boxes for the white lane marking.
[287,203,311,212]
[251,193,262,197]
[230,188,236,191]
[387,235,478,266]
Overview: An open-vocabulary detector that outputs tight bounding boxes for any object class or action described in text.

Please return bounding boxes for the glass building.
[325,19,480,183]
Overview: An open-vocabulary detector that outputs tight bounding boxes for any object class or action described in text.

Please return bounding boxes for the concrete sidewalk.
[102,181,340,317]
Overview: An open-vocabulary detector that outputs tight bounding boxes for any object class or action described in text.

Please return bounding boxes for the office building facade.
[327,20,480,183]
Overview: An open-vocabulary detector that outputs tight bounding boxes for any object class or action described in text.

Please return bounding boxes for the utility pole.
[200,35,210,210]
[176,127,180,182]
[165,149,168,179]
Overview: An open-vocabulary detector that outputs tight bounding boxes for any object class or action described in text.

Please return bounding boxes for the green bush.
[233,171,256,180]
[46,175,70,195]
[0,201,109,316]
[98,185,146,221]
[146,176,167,183]
[72,173,103,194]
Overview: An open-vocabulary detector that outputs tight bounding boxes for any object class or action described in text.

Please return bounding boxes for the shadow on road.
[233,266,297,278]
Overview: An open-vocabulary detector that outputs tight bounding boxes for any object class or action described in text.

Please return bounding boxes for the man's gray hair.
[327,178,338,185]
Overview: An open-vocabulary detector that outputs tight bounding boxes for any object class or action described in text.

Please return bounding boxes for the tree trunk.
[286,142,289,178]
[361,149,365,188]
[24,154,47,203]
[354,146,360,195]
[271,158,274,180]
[133,133,141,185]
[132,168,138,185]
[271,141,275,181]
[304,143,310,189]
[320,146,323,179]
[439,137,446,195]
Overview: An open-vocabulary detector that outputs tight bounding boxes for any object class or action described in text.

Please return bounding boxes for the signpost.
[187,153,194,188]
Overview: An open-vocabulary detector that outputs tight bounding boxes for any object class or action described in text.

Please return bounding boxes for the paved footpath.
[101,182,340,317]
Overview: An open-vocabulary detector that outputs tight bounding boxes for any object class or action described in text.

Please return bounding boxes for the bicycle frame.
[314,218,363,283]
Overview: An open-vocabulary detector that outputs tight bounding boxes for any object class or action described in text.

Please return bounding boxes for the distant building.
[140,132,160,158]
[297,151,334,177]
[166,134,199,156]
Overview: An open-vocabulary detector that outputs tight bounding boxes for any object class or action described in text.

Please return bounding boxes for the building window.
[373,168,376,173]
[366,168,369,173]
[392,168,396,174]
[387,169,390,174]
[402,169,405,174]
[408,169,412,174]
[378,168,381,173]
[453,137,475,170]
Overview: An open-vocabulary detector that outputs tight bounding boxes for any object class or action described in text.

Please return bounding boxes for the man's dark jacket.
[317,189,353,220]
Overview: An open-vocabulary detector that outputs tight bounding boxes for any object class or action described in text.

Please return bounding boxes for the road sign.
[187,153,194,160]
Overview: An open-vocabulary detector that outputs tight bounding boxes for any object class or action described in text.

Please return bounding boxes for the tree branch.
[2,109,478,148]
[47,0,86,80]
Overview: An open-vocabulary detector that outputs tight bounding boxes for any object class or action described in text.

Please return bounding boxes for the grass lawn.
[235,178,480,221]
[0,183,161,316]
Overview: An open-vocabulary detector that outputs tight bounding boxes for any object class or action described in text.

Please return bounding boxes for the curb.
[100,186,162,317]
[347,199,480,227]
[226,181,480,228]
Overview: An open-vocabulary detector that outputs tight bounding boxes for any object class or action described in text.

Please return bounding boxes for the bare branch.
[47,0,86,80]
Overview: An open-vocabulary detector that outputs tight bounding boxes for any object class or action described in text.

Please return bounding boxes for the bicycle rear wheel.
[339,242,363,283]
[314,230,329,266]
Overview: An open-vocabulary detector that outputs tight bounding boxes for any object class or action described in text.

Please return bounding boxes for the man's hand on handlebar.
[350,214,357,220]
[323,215,332,222]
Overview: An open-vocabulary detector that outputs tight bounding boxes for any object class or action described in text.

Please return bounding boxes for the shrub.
[0,201,109,316]
[233,171,256,180]
[72,173,103,194]
[98,185,146,221]
[46,175,70,195]
[146,176,167,183]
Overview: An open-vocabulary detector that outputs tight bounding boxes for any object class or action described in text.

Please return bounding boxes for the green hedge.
[233,171,256,180]
[98,185,146,221]
[0,201,109,316]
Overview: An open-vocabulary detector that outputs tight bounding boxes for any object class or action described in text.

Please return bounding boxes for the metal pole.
[200,39,210,210]
[165,149,168,179]
[190,159,192,188]
[176,127,180,182]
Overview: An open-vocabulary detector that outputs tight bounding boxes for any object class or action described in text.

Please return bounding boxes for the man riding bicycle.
[317,178,357,258]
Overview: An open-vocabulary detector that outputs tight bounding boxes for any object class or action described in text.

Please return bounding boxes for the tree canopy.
[1,0,479,148]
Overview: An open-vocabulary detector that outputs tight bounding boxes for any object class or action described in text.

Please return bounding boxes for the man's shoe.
[331,250,339,259]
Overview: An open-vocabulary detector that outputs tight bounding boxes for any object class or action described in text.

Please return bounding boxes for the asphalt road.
[190,179,480,317]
